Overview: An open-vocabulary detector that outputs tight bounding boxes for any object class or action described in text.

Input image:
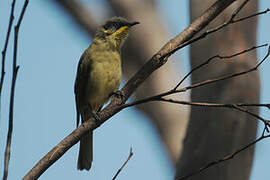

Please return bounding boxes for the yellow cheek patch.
[103,29,113,34]
[112,26,129,36]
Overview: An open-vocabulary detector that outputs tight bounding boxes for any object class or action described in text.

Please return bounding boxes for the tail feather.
[77,131,93,170]
[77,109,93,171]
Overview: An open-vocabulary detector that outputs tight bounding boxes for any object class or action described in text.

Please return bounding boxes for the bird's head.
[95,17,139,48]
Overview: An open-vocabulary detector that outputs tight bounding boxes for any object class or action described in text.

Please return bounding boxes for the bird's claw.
[91,111,101,123]
[110,90,125,100]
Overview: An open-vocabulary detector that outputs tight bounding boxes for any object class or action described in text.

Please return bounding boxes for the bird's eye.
[103,25,110,30]
[102,21,127,35]
[112,23,119,29]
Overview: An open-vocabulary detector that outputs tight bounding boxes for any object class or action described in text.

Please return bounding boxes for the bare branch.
[0,0,16,107]
[155,98,270,127]
[174,44,267,90]
[3,1,29,180]
[161,0,270,59]
[124,45,270,108]
[159,99,270,110]
[177,133,270,180]
[112,148,133,180]
[233,8,270,23]
[24,1,259,179]
[179,45,269,91]
[230,0,250,18]
[126,97,270,130]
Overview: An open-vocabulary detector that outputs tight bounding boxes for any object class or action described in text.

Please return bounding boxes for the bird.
[74,17,139,171]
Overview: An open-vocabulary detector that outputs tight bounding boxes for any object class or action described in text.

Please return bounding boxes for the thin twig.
[179,44,269,91]
[24,1,265,179]
[112,148,134,180]
[177,134,270,180]
[3,1,29,180]
[20,1,269,179]
[173,44,267,90]
[125,45,270,108]
[161,0,269,59]
[233,8,270,23]
[230,0,250,18]
[159,99,270,109]
[0,0,16,112]
[156,98,270,127]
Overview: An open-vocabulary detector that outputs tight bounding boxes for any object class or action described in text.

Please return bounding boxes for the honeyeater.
[74,17,139,171]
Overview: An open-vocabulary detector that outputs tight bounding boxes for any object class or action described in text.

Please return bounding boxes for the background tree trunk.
[175,0,259,179]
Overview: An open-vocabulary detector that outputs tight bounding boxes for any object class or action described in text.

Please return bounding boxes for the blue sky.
[0,0,269,180]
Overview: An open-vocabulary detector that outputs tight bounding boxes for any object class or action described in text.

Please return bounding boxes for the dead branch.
[112,148,133,180]
[24,1,261,179]
[3,1,29,180]
[124,45,270,108]
[153,98,270,128]
[161,0,270,59]
[177,132,270,180]
[0,0,16,107]
[174,44,267,90]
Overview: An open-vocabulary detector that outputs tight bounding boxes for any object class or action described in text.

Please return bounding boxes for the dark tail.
[77,131,93,170]
[77,109,93,170]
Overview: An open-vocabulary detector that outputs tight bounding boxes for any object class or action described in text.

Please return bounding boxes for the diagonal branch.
[154,98,270,128]
[161,0,270,59]
[177,133,270,180]
[3,1,29,180]
[174,43,267,90]
[178,44,269,92]
[233,8,270,23]
[112,148,133,180]
[157,99,270,109]
[24,1,259,179]
[124,45,270,108]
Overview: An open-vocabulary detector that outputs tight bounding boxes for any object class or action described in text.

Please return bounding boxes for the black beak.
[128,21,140,27]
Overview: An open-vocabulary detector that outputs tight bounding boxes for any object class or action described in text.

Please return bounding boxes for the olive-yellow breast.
[74,17,139,171]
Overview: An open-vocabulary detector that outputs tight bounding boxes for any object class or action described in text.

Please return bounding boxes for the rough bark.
[175,0,259,179]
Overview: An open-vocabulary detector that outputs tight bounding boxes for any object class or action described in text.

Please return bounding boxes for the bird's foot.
[91,111,101,123]
[110,90,125,101]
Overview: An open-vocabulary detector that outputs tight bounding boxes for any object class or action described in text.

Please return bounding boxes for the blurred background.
[0,0,269,179]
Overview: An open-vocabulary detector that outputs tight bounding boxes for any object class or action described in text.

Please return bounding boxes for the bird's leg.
[109,90,125,101]
[90,111,100,123]
[86,104,101,123]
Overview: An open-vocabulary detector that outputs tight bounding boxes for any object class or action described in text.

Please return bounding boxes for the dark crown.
[102,17,139,30]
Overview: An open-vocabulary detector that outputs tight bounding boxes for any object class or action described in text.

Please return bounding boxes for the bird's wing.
[74,51,91,127]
